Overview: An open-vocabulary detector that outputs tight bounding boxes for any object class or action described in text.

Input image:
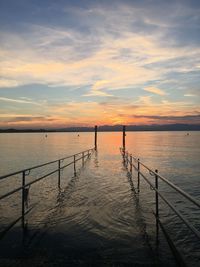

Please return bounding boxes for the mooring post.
[74,155,76,176]
[130,154,132,173]
[94,125,97,150]
[58,160,61,188]
[22,171,25,228]
[122,125,126,152]
[137,159,140,192]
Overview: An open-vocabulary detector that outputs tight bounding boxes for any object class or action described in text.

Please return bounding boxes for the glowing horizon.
[0,0,200,129]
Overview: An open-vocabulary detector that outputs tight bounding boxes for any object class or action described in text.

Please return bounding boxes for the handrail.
[120,148,200,209]
[120,147,200,242]
[0,148,94,181]
[0,148,94,201]
[139,170,200,239]
[0,147,95,237]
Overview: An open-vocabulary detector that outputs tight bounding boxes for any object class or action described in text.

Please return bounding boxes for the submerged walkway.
[0,150,172,266]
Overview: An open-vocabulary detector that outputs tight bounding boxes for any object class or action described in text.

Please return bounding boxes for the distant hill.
[0,124,200,133]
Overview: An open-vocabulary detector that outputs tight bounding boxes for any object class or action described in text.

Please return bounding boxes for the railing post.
[155,169,159,244]
[22,171,25,228]
[94,125,97,150]
[74,155,76,176]
[137,159,140,192]
[82,152,84,166]
[155,169,159,220]
[58,160,61,188]
[130,154,132,173]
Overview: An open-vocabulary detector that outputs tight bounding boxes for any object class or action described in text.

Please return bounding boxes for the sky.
[0,0,200,128]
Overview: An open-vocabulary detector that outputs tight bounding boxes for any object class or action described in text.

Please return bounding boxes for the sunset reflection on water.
[0,131,199,266]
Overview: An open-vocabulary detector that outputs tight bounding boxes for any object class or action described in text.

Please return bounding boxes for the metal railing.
[0,147,95,238]
[120,147,200,264]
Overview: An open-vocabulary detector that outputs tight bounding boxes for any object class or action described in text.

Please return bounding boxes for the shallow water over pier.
[0,132,199,266]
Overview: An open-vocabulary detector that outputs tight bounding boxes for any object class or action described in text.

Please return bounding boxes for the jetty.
[0,126,199,266]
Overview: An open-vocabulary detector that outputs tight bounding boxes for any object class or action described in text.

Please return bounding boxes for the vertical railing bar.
[155,169,159,223]
[82,152,84,166]
[137,159,140,192]
[22,171,25,229]
[74,155,76,176]
[130,154,132,173]
[58,160,61,188]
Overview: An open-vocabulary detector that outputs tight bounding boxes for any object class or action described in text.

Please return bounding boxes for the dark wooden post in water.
[94,125,97,150]
[122,125,126,152]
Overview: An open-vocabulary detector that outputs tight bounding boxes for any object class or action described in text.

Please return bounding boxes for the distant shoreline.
[0,124,200,133]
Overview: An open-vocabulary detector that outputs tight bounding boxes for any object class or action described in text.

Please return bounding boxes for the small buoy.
[78,134,80,137]
[45,134,48,138]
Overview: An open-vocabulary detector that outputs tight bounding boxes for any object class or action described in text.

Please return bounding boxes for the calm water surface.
[0,131,199,266]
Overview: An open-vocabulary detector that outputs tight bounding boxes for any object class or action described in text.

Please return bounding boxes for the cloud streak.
[144,86,167,96]
[0,97,41,105]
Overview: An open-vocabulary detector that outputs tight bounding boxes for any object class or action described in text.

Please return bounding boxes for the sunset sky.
[0,0,200,128]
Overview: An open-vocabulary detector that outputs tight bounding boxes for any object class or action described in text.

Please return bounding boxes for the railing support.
[58,160,61,188]
[155,169,159,244]
[137,159,140,192]
[82,152,84,166]
[74,155,76,176]
[22,171,25,228]
[155,169,159,220]
[95,125,97,151]
[130,154,132,173]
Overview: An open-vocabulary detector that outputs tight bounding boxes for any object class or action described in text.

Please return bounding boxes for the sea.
[0,131,199,266]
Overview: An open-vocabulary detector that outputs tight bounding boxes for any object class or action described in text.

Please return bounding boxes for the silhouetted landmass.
[0,124,200,133]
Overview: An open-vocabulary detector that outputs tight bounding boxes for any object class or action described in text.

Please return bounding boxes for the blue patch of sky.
[0,84,91,103]
[164,26,200,47]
